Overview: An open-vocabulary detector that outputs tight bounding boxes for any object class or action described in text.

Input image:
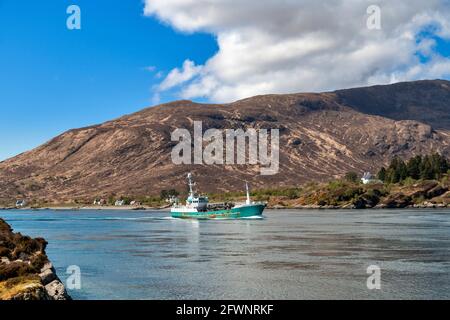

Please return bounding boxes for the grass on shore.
[0,275,43,300]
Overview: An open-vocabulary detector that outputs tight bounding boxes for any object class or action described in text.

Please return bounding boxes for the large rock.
[0,219,71,301]
[45,280,70,300]
[353,192,381,209]
[377,193,412,208]
[407,181,439,198]
[41,262,55,273]
[39,268,57,285]
[426,185,448,199]
[0,257,10,264]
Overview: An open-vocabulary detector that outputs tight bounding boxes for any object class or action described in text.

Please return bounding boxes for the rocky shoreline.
[0,205,169,211]
[263,180,450,210]
[268,202,450,210]
[0,218,70,300]
[1,180,449,212]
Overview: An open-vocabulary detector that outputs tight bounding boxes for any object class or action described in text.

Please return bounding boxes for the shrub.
[30,253,49,271]
[0,246,11,258]
[413,195,426,204]
[11,235,46,260]
[328,180,348,191]
[402,177,417,187]
[2,275,40,289]
[333,187,363,202]
[344,172,359,183]
[441,175,450,188]
[0,262,35,281]
[160,189,180,200]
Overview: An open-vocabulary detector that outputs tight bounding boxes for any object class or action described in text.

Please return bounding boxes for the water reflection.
[0,209,449,300]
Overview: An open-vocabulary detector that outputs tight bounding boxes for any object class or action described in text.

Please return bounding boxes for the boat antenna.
[245,181,251,205]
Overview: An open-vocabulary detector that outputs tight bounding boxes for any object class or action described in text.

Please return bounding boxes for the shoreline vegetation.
[1,154,449,211]
[0,219,70,300]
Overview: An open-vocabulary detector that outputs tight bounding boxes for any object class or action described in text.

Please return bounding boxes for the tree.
[420,155,434,180]
[167,189,180,197]
[398,160,408,181]
[381,153,449,183]
[386,157,404,183]
[377,167,386,182]
[432,153,449,179]
[107,196,116,205]
[406,155,422,180]
[160,189,179,200]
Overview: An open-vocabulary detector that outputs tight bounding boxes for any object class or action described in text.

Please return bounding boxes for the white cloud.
[145,0,450,102]
[158,59,202,91]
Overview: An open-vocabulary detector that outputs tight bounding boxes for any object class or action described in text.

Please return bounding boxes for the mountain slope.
[336,79,450,130]
[1,80,450,204]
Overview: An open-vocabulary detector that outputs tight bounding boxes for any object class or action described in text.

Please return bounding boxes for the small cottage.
[93,199,106,206]
[15,200,27,207]
[361,172,382,185]
[115,200,125,206]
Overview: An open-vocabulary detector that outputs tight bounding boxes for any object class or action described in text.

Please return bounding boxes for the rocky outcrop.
[426,185,448,199]
[39,263,57,285]
[1,80,450,205]
[39,262,70,300]
[264,178,450,209]
[376,194,412,209]
[0,219,70,300]
[45,279,70,300]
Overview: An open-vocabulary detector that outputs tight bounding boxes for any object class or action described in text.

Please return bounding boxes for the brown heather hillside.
[1,80,450,204]
[0,219,70,300]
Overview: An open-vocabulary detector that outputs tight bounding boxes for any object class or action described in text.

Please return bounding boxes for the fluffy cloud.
[158,59,202,91]
[145,0,450,102]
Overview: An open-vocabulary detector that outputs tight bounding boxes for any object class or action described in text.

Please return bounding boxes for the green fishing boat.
[171,173,266,219]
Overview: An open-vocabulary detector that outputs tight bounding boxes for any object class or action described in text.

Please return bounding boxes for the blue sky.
[1,0,450,161]
[0,0,217,160]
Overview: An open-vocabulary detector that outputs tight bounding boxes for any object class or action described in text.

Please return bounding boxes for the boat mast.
[246,181,251,205]
[187,173,195,198]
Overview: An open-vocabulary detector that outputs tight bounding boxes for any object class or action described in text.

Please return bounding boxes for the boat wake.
[241,215,265,220]
[2,216,165,222]
[170,215,265,221]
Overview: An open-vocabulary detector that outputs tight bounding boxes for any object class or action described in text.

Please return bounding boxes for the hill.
[1,80,450,204]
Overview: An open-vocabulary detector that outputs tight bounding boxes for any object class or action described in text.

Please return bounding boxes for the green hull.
[171,204,266,219]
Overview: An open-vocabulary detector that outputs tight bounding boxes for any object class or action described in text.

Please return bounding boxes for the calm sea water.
[0,209,449,300]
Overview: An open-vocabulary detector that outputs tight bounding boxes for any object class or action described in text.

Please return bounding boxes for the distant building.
[15,200,27,207]
[93,199,106,206]
[165,195,179,205]
[361,172,382,185]
[130,200,142,206]
[115,200,125,206]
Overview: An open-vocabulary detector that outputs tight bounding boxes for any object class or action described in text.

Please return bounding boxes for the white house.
[115,200,125,206]
[361,172,382,185]
[93,199,106,206]
[165,195,179,205]
[15,200,27,207]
